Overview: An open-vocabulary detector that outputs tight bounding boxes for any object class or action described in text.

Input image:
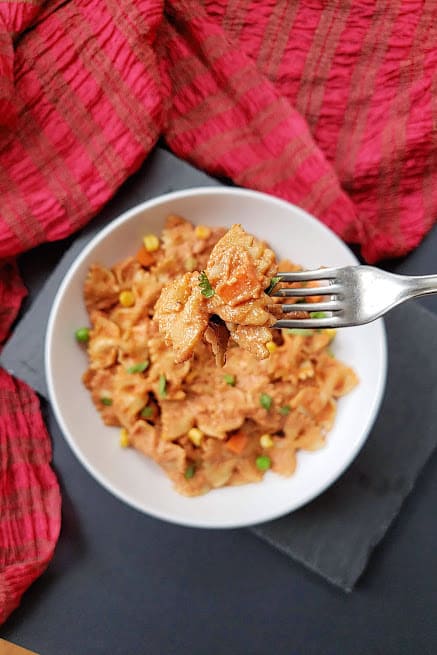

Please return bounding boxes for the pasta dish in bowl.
[45,188,387,527]
[81,218,358,496]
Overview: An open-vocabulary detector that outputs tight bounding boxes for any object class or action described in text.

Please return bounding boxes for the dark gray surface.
[2,148,437,653]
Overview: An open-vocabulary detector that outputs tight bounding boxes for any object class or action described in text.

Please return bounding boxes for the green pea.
[260,393,272,410]
[184,464,196,479]
[286,328,314,336]
[75,327,90,343]
[279,405,291,416]
[256,456,271,471]
[309,311,327,319]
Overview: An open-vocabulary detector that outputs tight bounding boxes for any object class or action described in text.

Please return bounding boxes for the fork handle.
[403,274,437,299]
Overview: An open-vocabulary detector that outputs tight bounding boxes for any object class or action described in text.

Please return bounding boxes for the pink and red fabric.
[1,0,436,624]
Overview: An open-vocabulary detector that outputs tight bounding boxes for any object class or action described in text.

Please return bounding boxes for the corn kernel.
[324,328,337,340]
[260,434,274,449]
[194,225,211,240]
[266,341,277,354]
[143,234,160,252]
[184,256,197,272]
[119,290,135,307]
[188,427,204,446]
[120,428,130,448]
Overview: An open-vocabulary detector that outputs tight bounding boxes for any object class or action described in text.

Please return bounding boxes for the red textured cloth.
[0,368,61,624]
[1,0,436,623]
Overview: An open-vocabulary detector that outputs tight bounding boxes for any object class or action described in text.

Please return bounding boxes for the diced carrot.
[225,432,248,454]
[135,245,155,267]
[218,274,250,304]
[216,257,260,304]
[305,280,323,304]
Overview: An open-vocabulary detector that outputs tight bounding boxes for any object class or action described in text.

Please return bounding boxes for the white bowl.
[45,187,387,528]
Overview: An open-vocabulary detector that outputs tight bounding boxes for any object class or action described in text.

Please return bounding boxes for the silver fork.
[272,266,437,329]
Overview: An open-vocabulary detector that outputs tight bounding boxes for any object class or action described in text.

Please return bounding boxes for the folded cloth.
[0,260,61,625]
[0,370,61,624]
[1,0,437,620]
[2,149,437,593]
[1,0,436,265]
[0,0,45,127]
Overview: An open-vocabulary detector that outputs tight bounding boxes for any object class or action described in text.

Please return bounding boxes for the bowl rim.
[45,186,388,528]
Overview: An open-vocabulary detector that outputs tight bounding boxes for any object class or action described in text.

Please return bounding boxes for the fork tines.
[273,315,341,329]
[271,268,343,328]
[274,268,339,283]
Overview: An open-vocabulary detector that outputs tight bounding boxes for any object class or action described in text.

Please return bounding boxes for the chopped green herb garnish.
[326,348,335,358]
[158,374,167,398]
[256,455,271,471]
[184,464,196,479]
[279,405,291,416]
[100,397,112,406]
[140,406,153,419]
[75,327,90,343]
[198,271,215,298]
[286,328,314,336]
[265,276,281,295]
[310,313,328,322]
[127,360,149,374]
[260,393,272,411]
[223,374,236,386]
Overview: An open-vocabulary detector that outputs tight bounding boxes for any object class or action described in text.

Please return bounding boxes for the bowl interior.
[45,188,387,528]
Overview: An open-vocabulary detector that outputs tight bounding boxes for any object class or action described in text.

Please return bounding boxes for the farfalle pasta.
[80,216,358,496]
